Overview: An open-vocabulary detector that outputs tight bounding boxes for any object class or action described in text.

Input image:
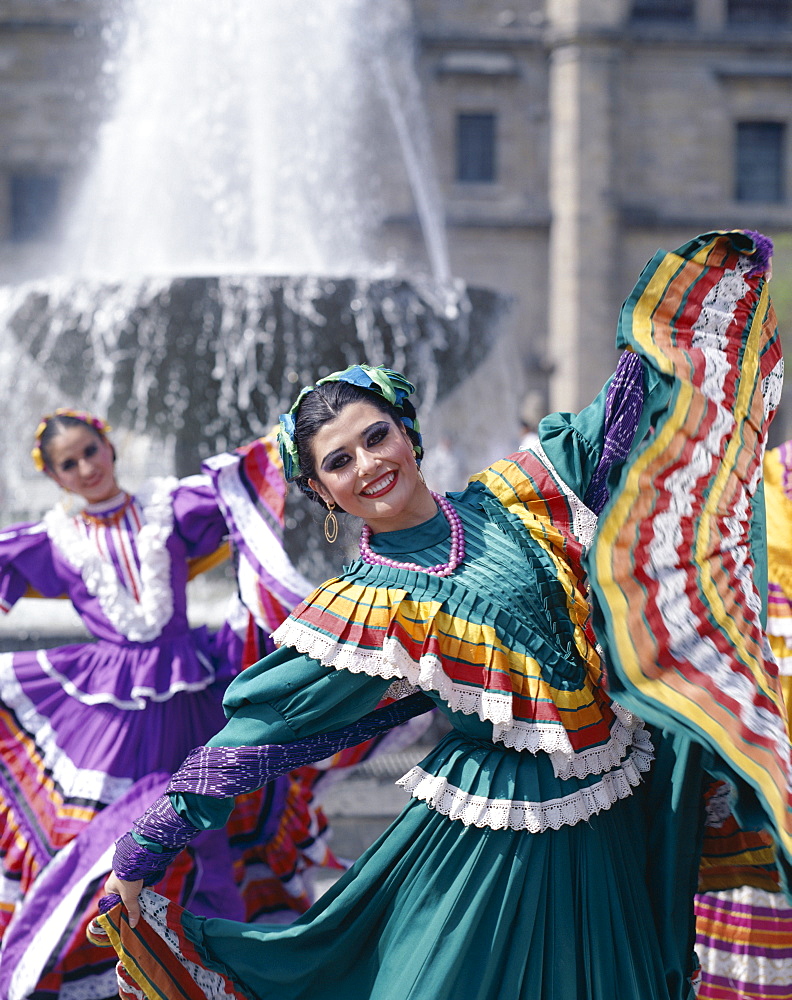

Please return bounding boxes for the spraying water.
[61,0,450,281]
[0,0,504,579]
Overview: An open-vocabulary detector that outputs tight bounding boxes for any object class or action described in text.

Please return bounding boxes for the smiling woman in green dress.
[95,230,790,1000]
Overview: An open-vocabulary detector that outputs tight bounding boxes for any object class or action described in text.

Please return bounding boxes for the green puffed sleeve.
[168,645,393,832]
[537,359,671,502]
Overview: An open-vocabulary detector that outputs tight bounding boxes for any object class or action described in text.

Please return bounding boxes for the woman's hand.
[104,872,144,928]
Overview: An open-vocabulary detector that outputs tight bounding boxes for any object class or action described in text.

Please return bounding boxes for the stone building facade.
[410,0,792,442]
[1,0,791,454]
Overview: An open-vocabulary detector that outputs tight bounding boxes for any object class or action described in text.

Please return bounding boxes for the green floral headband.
[277,364,422,482]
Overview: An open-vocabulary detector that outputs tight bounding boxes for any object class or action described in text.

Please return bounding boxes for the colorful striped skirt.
[696,888,792,999]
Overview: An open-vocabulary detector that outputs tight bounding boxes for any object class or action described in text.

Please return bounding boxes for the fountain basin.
[2,272,507,578]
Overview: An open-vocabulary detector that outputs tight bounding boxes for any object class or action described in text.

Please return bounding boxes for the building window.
[735,122,785,202]
[728,0,792,23]
[631,0,694,21]
[456,113,496,183]
[10,173,61,241]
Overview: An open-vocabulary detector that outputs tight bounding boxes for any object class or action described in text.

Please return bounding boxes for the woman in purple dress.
[0,409,314,1000]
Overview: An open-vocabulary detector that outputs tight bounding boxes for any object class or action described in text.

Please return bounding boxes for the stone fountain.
[0,0,506,581]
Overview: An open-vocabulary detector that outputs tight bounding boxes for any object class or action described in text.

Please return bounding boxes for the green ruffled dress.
[126,371,706,1000]
[94,229,787,1000]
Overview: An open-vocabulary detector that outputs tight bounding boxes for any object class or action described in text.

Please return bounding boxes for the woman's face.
[307,401,435,533]
[45,425,120,504]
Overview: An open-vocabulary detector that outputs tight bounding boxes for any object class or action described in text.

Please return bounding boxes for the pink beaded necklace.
[358,491,466,577]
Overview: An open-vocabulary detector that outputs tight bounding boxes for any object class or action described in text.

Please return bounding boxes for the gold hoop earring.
[324,502,339,544]
[417,464,426,485]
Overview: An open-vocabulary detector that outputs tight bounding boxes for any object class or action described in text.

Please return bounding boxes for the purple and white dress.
[0,438,311,1000]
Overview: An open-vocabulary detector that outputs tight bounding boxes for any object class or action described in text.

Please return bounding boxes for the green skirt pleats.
[184,775,700,1000]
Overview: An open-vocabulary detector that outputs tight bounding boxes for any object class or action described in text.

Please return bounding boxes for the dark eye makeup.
[321,421,392,473]
[366,423,389,447]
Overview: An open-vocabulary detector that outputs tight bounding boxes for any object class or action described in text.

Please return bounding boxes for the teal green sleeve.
[537,360,671,500]
[138,646,393,838]
[213,644,394,741]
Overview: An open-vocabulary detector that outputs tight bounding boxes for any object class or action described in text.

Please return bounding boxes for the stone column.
[546,0,624,412]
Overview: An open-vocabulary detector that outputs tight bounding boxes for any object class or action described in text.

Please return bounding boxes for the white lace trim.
[383,677,420,700]
[35,647,216,710]
[116,967,146,1000]
[763,357,784,423]
[44,479,177,643]
[0,651,132,804]
[59,970,120,1000]
[274,617,519,725]
[519,702,653,781]
[130,889,244,999]
[530,441,598,551]
[275,619,647,779]
[396,743,652,833]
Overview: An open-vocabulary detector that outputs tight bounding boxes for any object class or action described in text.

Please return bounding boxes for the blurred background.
[1,1,791,507]
[0,0,790,865]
